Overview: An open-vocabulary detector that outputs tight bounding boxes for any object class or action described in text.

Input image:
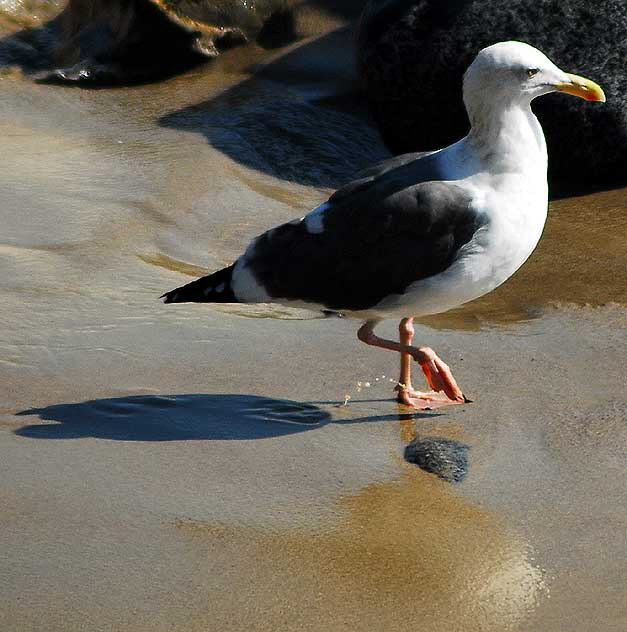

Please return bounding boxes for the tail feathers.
[161,265,238,304]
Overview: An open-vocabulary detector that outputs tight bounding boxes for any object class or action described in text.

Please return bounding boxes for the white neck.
[462,95,547,175]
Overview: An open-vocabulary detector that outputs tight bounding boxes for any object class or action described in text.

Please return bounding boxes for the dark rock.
[357,0,627,189]
[0,0,321,84]
[44,0,292,84]
[404,437,470,483]
[0,1,367,84]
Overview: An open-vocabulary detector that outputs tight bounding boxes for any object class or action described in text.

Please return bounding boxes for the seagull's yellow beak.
[555,73,606,102]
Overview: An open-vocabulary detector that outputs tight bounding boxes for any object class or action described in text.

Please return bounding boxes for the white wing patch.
[231,256,272,303]
[303,202,329,234]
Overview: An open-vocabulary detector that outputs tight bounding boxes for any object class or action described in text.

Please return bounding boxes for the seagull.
[161,41,605,409]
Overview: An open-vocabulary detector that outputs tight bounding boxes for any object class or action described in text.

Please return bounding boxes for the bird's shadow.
[14,393,435,442]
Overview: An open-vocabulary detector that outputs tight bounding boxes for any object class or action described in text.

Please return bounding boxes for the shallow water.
[0,13,626,632]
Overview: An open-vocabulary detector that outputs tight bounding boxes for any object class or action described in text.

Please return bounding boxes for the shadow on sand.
[16,394,332,441]
[158,28,388,189]
[15,394,468,481]
[15,393,439,442]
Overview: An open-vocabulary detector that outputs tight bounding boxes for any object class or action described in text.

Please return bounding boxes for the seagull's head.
[463,41,605,109]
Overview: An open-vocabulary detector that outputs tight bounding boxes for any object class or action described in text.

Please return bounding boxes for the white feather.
[303,202,329,234]
[231,245,273,302]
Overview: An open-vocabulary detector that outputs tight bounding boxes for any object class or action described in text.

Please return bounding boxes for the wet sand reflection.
[176,467,545,632]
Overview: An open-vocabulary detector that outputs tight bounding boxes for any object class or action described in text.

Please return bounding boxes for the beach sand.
[1,9,626,631]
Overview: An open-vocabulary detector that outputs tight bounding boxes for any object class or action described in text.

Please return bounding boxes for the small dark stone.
[404,436,470,483]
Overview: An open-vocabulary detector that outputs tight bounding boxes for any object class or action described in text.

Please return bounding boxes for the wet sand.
[1,10,626,632]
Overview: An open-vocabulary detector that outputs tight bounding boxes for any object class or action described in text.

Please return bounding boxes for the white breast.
[371,168,548,319]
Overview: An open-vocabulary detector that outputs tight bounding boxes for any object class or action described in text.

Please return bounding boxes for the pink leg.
[357,319,466,409]
[396,317,419,396]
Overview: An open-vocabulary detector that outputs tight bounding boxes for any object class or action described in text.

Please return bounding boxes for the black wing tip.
[159,265,238,305]
[160,289,181,304]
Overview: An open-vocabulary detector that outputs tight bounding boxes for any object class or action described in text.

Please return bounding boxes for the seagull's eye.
[526,68,539,78]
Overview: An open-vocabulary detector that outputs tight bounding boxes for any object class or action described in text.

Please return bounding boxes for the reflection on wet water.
[176,468,546,631]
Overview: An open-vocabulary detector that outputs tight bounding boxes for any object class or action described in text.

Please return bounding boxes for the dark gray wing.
[242,173,485,312]
[328,150,441,205]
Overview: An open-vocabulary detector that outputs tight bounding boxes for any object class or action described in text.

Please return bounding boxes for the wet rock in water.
[0,0,300,83]
[404,437,470,483]
[357,0,627,189]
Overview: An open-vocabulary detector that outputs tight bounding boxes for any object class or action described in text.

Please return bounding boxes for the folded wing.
[237,169,485,312]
